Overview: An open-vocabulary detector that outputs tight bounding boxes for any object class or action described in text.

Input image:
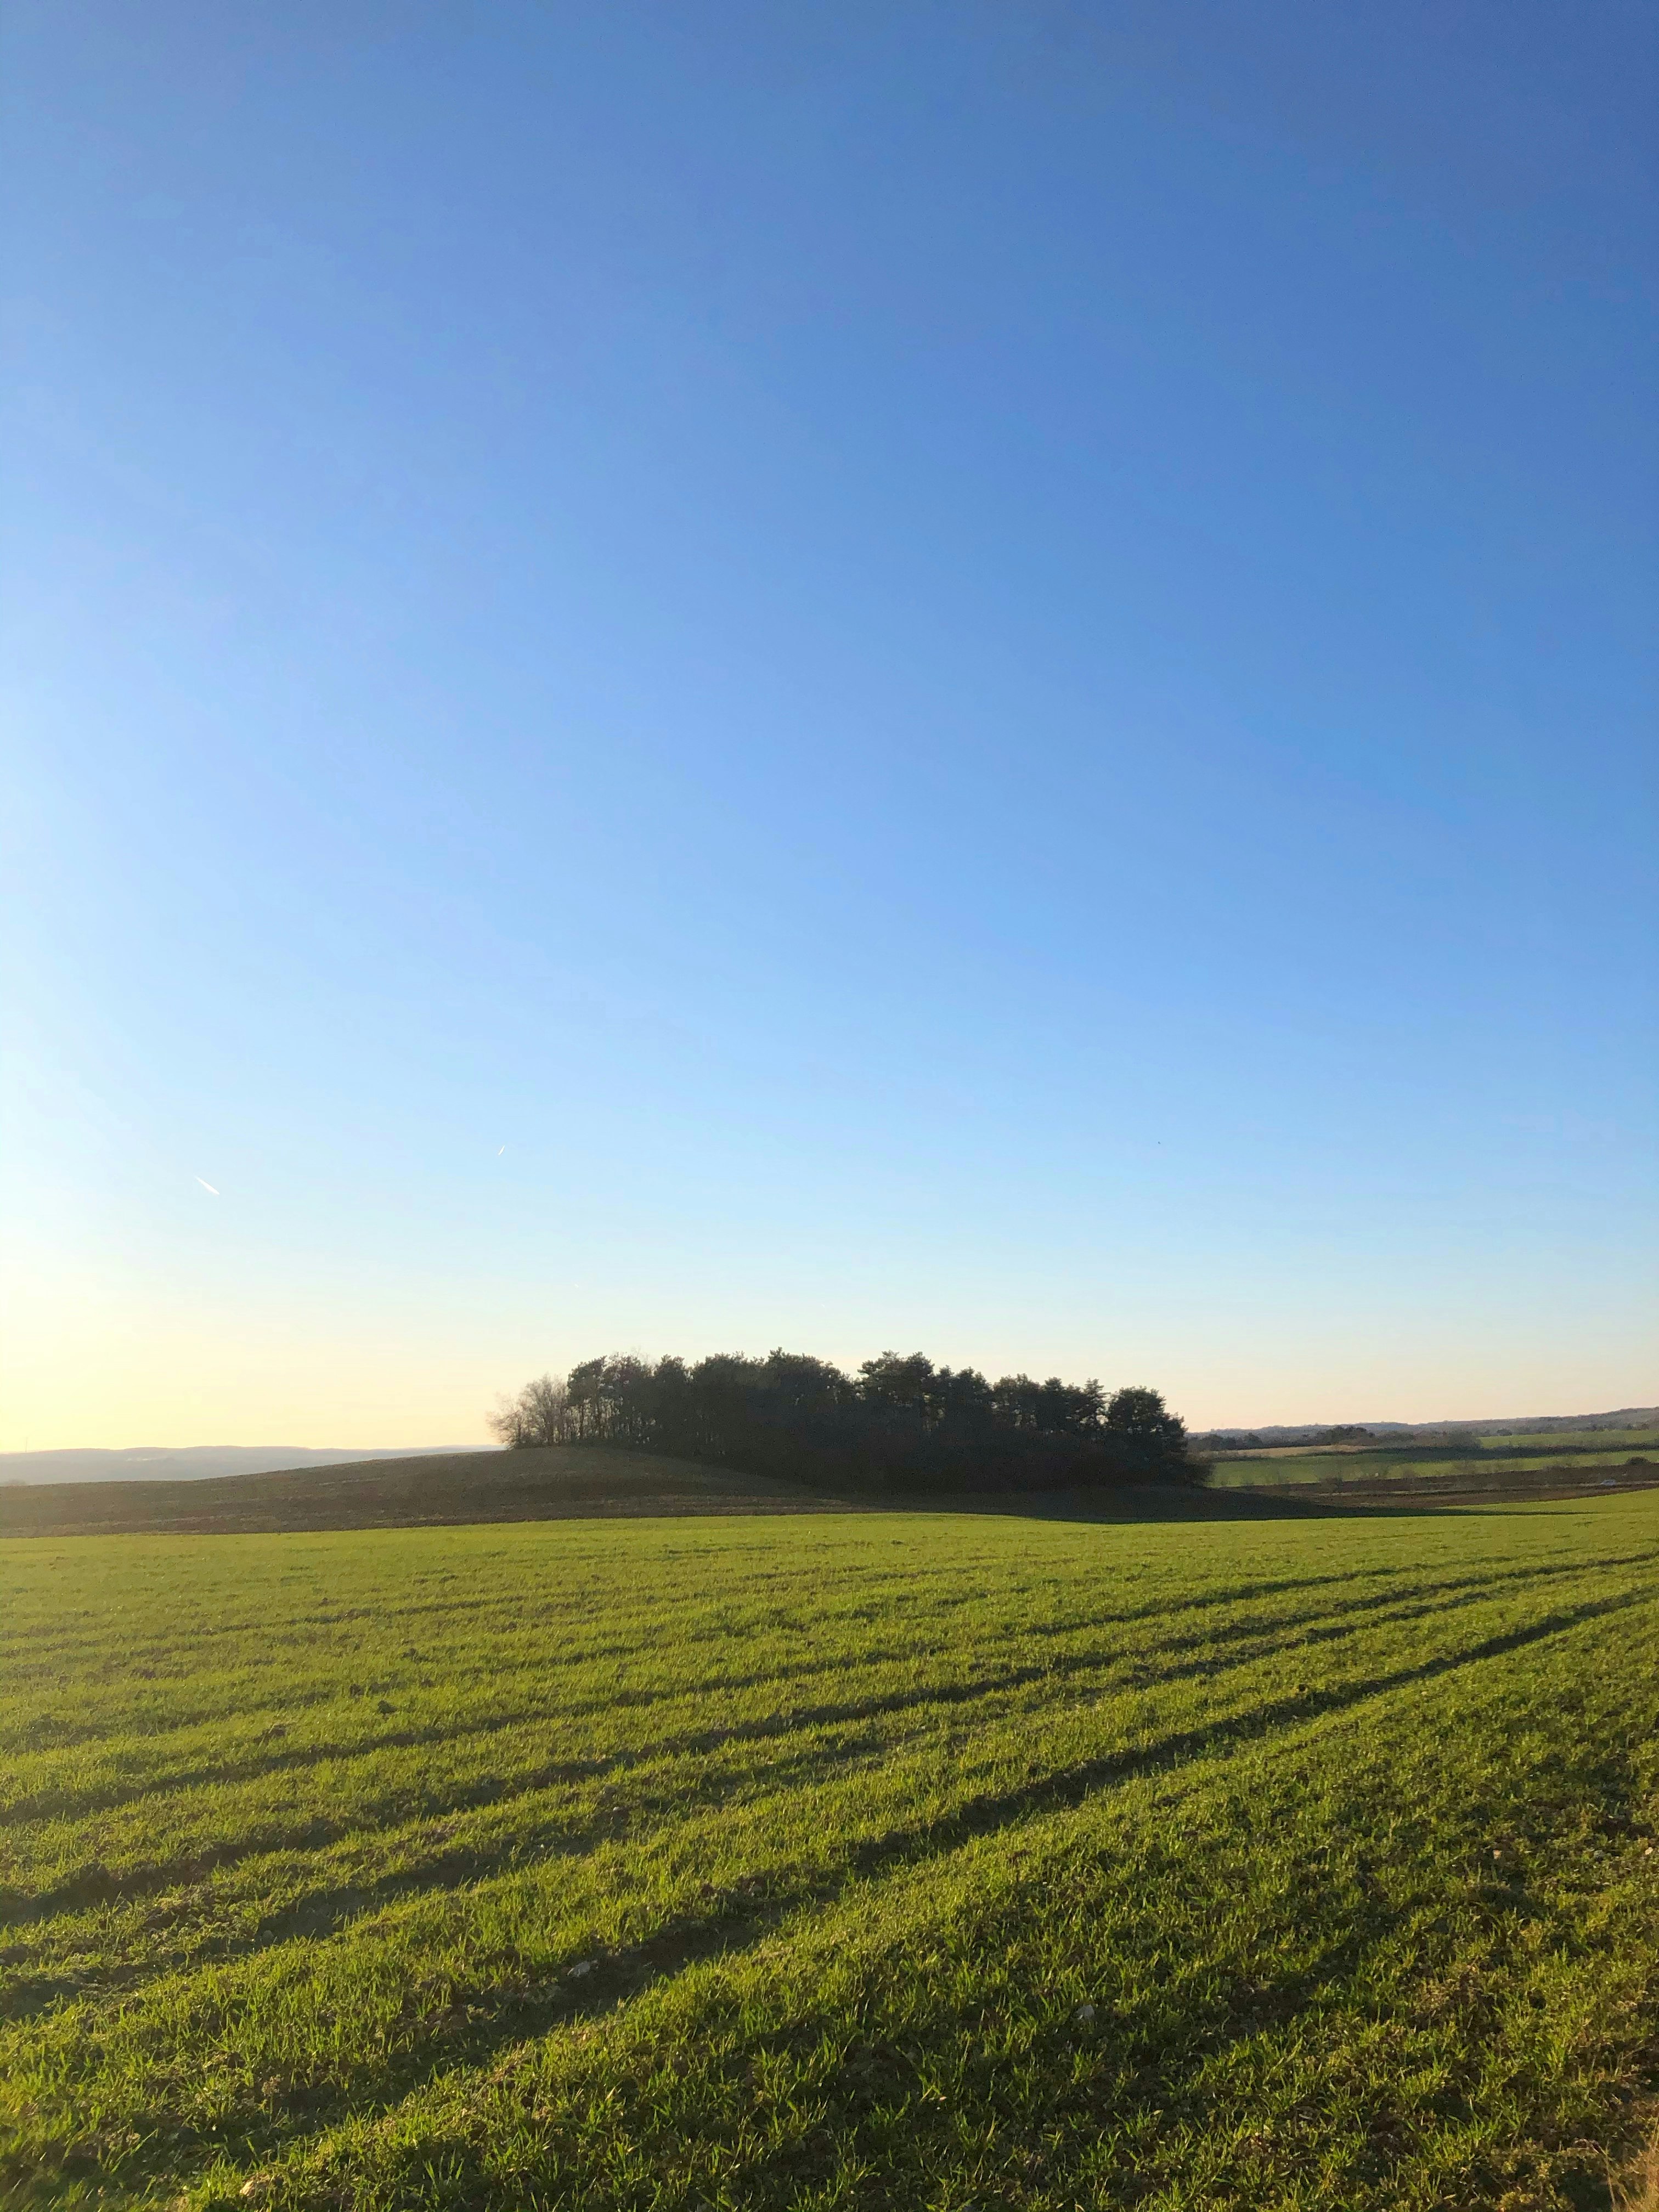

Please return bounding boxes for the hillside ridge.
[8,1406,1655,1487]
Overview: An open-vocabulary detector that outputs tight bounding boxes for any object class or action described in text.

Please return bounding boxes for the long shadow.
[803,1484,1452,1525]
[0,1562,1435,1815]
[8,1537,1623,1914]
[7,1545,1646,1937]
[25,1521,1627,1818]
[30,1580,1657,2207]
[916,1479,1659,1524]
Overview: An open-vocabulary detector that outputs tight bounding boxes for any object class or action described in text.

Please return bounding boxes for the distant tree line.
[489,1350,1195,1491]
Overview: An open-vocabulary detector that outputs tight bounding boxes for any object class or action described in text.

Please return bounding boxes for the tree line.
[489,1349,1196,1490]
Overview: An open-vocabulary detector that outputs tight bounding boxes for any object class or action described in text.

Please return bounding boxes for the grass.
[2,1493,1657,2209]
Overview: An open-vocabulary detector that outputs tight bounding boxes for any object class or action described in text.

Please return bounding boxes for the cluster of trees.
[489,1349,1195,1490]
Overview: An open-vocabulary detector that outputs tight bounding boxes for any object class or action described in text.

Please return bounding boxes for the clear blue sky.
[3,0,1654,1446]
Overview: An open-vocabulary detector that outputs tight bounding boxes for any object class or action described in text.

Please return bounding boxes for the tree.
[564,1358,610,1441]
[487,1373,568,1447]
[932,1365,995,1432]
[487,1350,1195,1488]
[1103,1385,1190,1478]
[857,1352,936,1425]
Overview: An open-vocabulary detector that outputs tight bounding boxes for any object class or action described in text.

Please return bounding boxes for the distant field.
[4,1495,1658,2209]
[1206,1426,1659,1493]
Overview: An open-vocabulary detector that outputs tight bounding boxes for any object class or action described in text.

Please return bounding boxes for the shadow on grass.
[15,1544,1629,1948]
[882,1483,1483,1525]
[917,1476,1659,1527]
[25,1580,1653,2205]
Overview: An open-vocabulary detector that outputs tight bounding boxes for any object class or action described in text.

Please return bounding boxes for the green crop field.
[4,1494,1658,2211]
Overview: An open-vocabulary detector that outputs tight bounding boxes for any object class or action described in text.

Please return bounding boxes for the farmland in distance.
[1203,1423,1659,1497]
[3,1493,1658,2209]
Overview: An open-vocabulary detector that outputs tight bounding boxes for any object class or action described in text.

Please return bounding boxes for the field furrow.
[3,1497,1656,2209]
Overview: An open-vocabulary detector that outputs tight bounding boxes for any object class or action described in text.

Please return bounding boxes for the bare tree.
[487,1373,569,1447]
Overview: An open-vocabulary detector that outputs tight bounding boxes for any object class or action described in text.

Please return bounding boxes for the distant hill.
[1189,1407,1659,1447]
[3,1436,1650,1539]
[0,1444,482,1487]
[0,1446,847,1537]
[10,1410,1656,1485]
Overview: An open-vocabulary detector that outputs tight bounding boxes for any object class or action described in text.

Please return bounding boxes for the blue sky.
[3,0,1654,1446]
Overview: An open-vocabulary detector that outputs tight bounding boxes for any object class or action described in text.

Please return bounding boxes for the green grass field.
[4,1495,1658,2210]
